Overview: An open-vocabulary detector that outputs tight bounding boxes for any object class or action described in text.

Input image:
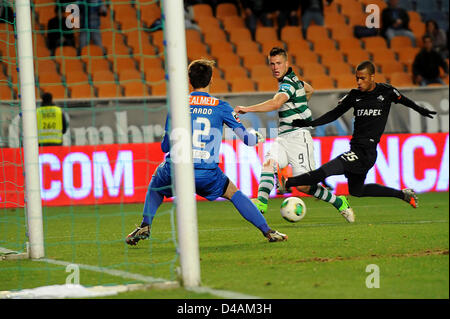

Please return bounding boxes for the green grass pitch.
[0,192,448,299]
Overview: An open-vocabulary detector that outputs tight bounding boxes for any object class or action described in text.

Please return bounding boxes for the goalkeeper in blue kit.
[126,59,288,245]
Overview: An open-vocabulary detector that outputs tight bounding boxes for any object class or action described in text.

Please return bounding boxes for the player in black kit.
[283,61,437,213]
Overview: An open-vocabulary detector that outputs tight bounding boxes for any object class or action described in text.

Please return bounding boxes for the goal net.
[0,0,185,293]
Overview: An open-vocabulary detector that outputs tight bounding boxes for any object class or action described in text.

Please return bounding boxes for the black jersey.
[337,83,403,147]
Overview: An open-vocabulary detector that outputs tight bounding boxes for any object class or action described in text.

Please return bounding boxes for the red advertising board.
[0,133,448,208]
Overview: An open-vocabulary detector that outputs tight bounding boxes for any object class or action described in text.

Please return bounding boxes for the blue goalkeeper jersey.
[161,91,257,169]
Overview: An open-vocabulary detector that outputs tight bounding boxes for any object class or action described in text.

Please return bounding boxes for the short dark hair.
[41,92,53,106]
[356,60,375,75]
[188,59,215,89]
[269,47,288,60]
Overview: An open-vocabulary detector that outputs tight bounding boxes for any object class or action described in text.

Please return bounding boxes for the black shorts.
[338,146,377,177]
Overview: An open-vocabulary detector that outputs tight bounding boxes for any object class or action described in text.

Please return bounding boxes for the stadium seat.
[70,83,95,98]
[145,67,166,83]
[96,83,123,97]
[306,25,330,40]
[54,46,77,57]
[229,78,256,92]
[150,30,165,51]
[187,42,210,61]
[339,0,364,17]
[0,86,15,100]
[35,59,59,74]
[150,82,167,96]
[138,2,161,28]
[84,58,111,74]
[210,78,229,93]
[126,31,154,54]
[377,61,405,75]
[102,32,131,56]
[137,56,163,71]
[388,72,414,87]
[344,11,366,27]
[35,5,55,26]
[250,64,271,78]
[395,47,419,65]
[362,36,388,51]
[80,44,105,58]
[255,27,278,44]
[326,62,353,77]
[232,42,258,58]
[335,73,356,89]
[280,26,304,42]
[191,3,214,19]
[241,52,267,69]
[369,48,397,64]
[291,50,319,65]
[375,73,388,84]
[359,0,387,11]
[310,38,337,52]
[118,69,143,82]
[390,36,414,50]
[329,25,354,41]
[38,72,63,86]
[210,41,234,58]
[216,52,241,68]
[320,51,345,66]
[255,76,278,92]
[222,65,248,81]
[203,28,228,46]
[299,63,327,77]
[39,85,69,99]
[123,81,149,97]
[221,15,246,31]
[196,16,222,31]
[186,29,203,43]
[307,75,335,90]
[324,11,347,27]
[285,38,311,53]
[216,3,239,20]
[338,37,363,52]
[64,70,90,84]
[112,57,138,72]
[91,70,116,84]
[228,27,253,44]
[57,59,85,76]
[342,49,371,66]
[260,40,285,55]
[34,45,52,58]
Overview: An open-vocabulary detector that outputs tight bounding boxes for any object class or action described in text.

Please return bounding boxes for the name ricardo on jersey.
[190,106,213,115]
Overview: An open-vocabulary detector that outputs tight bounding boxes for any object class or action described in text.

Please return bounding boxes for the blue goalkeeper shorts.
[150,160,229,201]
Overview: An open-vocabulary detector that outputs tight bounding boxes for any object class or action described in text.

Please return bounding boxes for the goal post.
[162,0,201,288]
[15,0,44,259]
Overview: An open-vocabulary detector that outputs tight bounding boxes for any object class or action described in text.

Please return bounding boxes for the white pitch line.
[33,258,261,299]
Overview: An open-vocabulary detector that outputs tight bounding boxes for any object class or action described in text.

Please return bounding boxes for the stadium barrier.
[1,132,447,208]
[1,87,448,148]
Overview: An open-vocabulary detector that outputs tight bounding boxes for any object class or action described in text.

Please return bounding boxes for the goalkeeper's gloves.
[291,119,310,128]
[417,107,437,119]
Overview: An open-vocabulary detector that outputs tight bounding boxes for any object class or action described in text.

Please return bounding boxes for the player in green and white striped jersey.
[234,47,355,223]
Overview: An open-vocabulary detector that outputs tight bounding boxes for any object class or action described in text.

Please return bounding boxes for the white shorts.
[265,129,315,176]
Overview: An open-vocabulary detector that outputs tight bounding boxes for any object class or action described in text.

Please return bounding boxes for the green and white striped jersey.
[276,68,312,135]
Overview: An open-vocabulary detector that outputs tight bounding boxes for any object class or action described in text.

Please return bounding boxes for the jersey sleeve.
[277,80,297,100]
[221,101,258,146]
[388,85,404,103]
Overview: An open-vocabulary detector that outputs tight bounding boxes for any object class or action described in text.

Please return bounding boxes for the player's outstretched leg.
[265,230,288,242]
[402,188,418,208]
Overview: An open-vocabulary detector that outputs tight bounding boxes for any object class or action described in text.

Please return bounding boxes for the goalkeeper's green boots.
[402,188,418,208]
[126,224,150,246]
[337,196,355,223]
[251,198,268,214]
